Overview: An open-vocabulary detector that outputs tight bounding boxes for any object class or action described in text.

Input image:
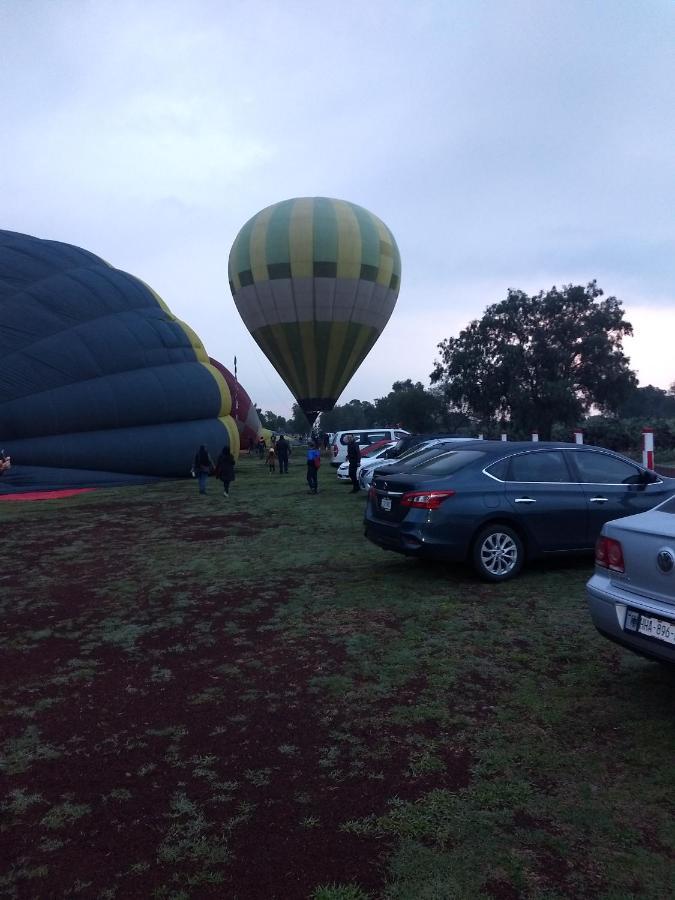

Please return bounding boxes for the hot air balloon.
[0,229,239,492]
[228,197,401,424]
[208,357,265,450]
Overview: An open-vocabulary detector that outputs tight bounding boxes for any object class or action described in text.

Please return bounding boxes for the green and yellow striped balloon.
[228,197,401,423]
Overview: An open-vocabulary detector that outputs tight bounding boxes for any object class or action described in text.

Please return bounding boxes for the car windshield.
[361,443,391,458]
[410,449,486,476]
[657,495,675,514]
[395,441,445,464]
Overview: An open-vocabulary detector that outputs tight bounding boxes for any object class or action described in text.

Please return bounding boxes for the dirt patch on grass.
[2,564,474,898]
[5,480,675,899]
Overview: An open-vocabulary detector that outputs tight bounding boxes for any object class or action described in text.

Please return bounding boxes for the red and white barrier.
[642,428,654,469]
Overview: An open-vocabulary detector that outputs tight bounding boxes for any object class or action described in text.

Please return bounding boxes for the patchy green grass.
[2,454,675,898]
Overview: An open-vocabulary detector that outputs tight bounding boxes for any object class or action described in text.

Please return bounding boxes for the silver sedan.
[587,493,675,663]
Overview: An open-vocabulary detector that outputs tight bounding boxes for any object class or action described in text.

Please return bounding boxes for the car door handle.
[589,497,609,503]
[514,497,536,503]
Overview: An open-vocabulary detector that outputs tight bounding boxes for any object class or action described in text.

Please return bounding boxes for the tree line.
[259,281,674,451]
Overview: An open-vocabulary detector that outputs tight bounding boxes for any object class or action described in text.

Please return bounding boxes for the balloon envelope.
[0,229,239,491]
[209,357,264,450]
[229,197,401,422]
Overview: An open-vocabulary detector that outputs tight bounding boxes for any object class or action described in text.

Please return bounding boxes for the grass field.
[2,455,675,899]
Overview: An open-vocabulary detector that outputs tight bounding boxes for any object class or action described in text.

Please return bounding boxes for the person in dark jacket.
[306,441,320,494]
[193,445,214,495]
[346,433,361,492]
[215,446,236,497]
[276,434,290,474]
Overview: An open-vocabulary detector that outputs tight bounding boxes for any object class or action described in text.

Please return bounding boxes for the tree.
[318,400,377,433]
[373,380,443,432]
[430,281,637,439]
[286,403,310,435]
[617,385,675,419]
[261,410,289,433]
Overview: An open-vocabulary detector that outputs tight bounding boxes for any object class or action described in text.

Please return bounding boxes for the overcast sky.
[2,0,673,416]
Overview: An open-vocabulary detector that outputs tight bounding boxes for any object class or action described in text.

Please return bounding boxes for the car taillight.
[368,486,376,501]
[332,444,338,457]
[400,490,456,510]
[595,536,625,573]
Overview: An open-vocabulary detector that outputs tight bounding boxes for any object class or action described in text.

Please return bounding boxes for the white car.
[331,428,409,467]
[336,442,396,481]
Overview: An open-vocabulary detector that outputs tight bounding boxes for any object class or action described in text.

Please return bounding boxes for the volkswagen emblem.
[657,549,674,574]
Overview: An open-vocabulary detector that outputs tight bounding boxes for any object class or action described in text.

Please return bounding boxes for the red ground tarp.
[0,489,95,502]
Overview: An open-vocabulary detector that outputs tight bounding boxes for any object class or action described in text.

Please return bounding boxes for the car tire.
[472,524,524,582]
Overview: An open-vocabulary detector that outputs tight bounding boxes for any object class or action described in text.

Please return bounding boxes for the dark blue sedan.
[364,440,675,581]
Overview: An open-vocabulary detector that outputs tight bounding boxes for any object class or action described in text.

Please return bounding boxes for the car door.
[503,450,589,550]
[567,449,669,540]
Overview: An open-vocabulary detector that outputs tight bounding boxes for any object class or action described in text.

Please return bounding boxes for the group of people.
[192,445,235,496]
[192,432,361,497]
[264,434,291,474]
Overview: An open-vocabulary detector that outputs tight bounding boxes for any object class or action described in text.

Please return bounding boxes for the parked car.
[383,432,474,460]
[336,441,395,482]
[331,428,409,467]
[364,440,675,581]
[359,437,471,490]
[587,493,675,663]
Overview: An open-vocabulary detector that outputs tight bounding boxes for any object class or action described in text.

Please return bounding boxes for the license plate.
[380,497,392,511]
[625,609,675,645]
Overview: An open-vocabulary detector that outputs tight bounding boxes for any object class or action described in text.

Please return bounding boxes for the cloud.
[1,0,673,415]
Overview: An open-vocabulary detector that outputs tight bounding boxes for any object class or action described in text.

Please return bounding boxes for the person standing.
[193,445,214,495]
[276,434,290,474]
[306,441,320,494]
[215,446,236,497]
[346,433,361,493]
[266,444,276,473]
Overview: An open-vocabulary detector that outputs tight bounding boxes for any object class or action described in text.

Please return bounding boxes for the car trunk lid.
[605,510,675,608]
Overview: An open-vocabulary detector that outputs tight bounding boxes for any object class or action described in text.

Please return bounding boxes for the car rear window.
[657,496,675,514]
[410,450,485,476]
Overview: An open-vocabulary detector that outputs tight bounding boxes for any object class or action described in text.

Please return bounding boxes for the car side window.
[365,432,388,444]
[485,458,510,481]
[412,450,485,475]
[508,451,572,483]
[571,451,645,484]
